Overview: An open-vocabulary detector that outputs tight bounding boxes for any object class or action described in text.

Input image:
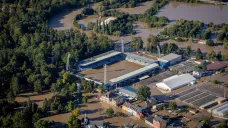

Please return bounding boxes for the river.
[157,2,228,24]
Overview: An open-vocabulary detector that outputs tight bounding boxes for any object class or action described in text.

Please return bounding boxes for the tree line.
[0,0,113,127]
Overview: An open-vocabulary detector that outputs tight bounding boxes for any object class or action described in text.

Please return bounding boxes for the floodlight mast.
[66,53,71,71]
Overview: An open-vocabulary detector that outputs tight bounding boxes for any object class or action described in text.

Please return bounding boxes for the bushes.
[81,7,94,16]
[206,39,215,46]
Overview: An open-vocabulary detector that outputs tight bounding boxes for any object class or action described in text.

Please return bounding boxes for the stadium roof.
[159,53,181,62]
[110,63,159,83]
[156,73,196,91]
[80,51,122,67]
[125,53,157,64]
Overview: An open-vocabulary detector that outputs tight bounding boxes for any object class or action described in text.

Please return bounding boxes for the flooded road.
[160,40,228,54]
[157,2,228,24]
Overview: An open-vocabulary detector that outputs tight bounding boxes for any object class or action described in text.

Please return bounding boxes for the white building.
[156,74,196,91]
[100,17,116,25]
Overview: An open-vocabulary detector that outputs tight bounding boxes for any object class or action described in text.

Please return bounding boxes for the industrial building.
[206,61,227,71]
[156,74,196,91]
[110,63,159,85]
[212,102,228,117]
[169,60,197,74]
[159,53,182,67]
[115,87,138,100]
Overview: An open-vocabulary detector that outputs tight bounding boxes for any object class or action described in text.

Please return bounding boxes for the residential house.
[122,102,145,118]
[145,116,154,127]
[100,91,124,106]
[153,116,167,128]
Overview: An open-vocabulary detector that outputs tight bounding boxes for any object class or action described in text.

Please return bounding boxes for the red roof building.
[207,61,227,71]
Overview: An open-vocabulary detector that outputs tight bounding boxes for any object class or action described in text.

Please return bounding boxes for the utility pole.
[121,39,124,53]
[157,45,161,59]
[104,64,107,85]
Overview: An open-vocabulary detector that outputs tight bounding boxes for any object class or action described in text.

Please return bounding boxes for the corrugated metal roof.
[116,87,137,98]
[80,51,122,66]
[159,53,181,62]
[110,63,159,83]
[125,53,157,64]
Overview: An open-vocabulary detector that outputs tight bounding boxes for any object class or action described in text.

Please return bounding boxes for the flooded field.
[15,92,54,107]
[80,60,143,84]
[157,2,228,24]
[42,93,147,127]
[160,40,228,54]
[116,1,154,14]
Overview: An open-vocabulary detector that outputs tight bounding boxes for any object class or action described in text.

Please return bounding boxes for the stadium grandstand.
[110,63,159,85]
[79,51,123,71]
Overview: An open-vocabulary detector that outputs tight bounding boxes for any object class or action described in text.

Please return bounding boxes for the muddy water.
[160,40,228,54]
[80,60,143,83]
[15,92,54,107]
[157,2,228,24]
[48,3,100,30]
[42,93,147,127]
[117,1,154,14]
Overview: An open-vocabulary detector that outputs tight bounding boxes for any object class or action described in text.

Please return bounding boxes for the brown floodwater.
[160,40,228,54]
[48,3,100,30]
[42,93,147,127]
[156,2,228,24]
[80,60,143,83]
[15,92,54,107]
[117,1,154,14]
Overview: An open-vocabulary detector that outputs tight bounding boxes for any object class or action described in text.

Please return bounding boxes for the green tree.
[32,113,40,122]
[66,101,75,111]
[202,30,211,40]
[72,107,80,117]
[147,35,159,52]
[34,120,51,128]
[196,48,203,60]
[137,85,151,101]
[42,98,49,112]
[106,107,114,117]
[130,37,143,50]
[186,45,191,55]
[216,120,227,128]
[169,102,177,110]
[57,104,64,113]
[10,76,20,96]
[82,96,88,104]
[34,80,43,93]
[98,85,105,93]
[67,115,81,128]
[206,39,214,46]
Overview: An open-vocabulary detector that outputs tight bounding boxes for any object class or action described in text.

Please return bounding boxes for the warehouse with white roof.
[156,73,196,91]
